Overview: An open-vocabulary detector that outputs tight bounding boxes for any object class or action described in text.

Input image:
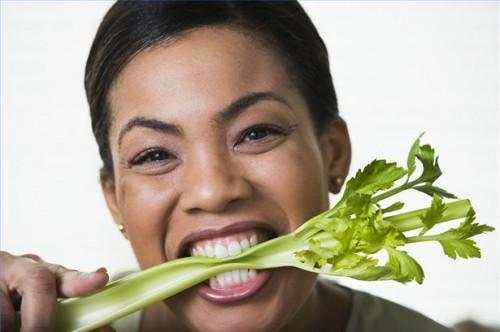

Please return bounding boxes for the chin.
[165,268,317,331]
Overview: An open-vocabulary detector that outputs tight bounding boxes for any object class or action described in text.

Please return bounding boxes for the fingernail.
[80,267,107,279]
[95,267,108,274]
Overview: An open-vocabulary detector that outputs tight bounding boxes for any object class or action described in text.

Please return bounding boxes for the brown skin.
[0,251,110,332]
[0,25,351,332]
[454,320,500,332]
[102,26,352,331]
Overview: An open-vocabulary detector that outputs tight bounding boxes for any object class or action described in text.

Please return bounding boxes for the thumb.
[46,264,109,297]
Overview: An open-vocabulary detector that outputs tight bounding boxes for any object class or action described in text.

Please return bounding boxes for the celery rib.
[50,136,494,332]
[386,199,471,232]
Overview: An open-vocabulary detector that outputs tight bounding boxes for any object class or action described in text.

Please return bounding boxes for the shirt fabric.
[111,287,451,332]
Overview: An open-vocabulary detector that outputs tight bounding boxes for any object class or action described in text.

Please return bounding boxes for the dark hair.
[85,1,338,176]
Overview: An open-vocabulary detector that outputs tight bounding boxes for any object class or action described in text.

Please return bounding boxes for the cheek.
[118,176,178,268]
[246,136,329,231]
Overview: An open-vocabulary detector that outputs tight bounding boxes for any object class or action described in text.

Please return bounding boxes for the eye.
[234,124,292,154]
[238,125,285,144]
[129,148,172,166]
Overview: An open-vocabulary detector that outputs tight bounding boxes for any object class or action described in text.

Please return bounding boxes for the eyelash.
[128,148,172,166]
[128,124,291,167]
[236,124,287,145]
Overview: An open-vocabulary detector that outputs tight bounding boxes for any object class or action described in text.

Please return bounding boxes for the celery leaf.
[345,160,407,196]
[415,144,441,184]
[382,201,405,213]
[418,194,446,235]
[439,239,481,259]
[406,132,424,180]
[413,184,457,199]
[433,208,494,259]
[385,247,425,284]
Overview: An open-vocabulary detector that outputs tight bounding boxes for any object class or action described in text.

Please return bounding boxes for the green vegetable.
[54,135,494,331]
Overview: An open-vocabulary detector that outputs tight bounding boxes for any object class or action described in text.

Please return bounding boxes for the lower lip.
[197,270,272,304]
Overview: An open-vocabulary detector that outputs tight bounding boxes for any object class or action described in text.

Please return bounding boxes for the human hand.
[0,251,110,332]
[454,320,500,332]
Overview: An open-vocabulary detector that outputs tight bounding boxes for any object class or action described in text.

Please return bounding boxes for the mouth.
[178,222,278,304]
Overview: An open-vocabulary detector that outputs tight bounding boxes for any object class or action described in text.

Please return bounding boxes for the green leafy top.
[53,134,496,332]
[293,134,494,284]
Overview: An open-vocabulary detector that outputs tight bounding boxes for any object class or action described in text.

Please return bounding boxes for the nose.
[180,149,253,214]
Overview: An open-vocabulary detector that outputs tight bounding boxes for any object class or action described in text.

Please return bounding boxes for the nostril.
[184,197,243,216]
[180,173,253,214]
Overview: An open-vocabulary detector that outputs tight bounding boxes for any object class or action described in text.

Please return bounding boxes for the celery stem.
[54,234,302,332]
[406,235,441,243]
[372,179,420,202]
[385,199,471,232]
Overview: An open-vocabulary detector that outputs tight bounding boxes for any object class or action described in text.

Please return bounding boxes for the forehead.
[108,26,296,135]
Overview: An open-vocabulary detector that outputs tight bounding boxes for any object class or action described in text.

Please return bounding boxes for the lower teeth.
[209,269,258,289]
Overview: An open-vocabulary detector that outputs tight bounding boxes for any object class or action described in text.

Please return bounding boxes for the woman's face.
[103,26,350,331]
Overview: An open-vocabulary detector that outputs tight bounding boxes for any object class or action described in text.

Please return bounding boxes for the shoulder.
[344,287,452,332]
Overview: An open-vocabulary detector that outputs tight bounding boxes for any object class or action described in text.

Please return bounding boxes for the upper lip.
[176,221,278,259]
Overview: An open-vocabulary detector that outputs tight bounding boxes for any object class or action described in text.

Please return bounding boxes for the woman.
[0,2,480,331]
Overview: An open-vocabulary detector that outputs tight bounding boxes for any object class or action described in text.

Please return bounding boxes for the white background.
[1,1,498,328]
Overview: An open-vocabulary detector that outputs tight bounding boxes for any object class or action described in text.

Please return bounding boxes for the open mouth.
[180,225,278,303]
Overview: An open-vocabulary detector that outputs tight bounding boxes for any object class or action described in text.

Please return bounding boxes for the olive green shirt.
[344,289,451,332]
[112,288,451,331]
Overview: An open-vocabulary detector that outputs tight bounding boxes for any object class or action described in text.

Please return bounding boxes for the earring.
[117,224,125,232]
[330,176,344,193]
[332,176,343,187]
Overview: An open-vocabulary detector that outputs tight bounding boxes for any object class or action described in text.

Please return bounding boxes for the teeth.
[216,273,227,288]
[190,230,268,260]
[209,276,219,288]
[249,234,258,246]
[188,230,271,290]
[214,244,228,259]
[209,269,257,289]
[240,238,250,250]
[205,244,215,257]
[232,270,241,284]
[240,269,249,282]
[223,271,233,285]
[228,241,241,256]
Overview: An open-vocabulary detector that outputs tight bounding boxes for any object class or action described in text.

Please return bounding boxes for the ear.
[100,169,128,239]
[318,116,351,194]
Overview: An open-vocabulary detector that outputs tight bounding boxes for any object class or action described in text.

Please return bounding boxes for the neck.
[141,302,189,332]
[280,278,352,332]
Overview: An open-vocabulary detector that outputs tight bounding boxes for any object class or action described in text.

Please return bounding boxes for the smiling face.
[102,26,350,331]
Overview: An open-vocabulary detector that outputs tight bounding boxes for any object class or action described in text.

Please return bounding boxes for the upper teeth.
[188,230,270,289]
[189,230,266,258]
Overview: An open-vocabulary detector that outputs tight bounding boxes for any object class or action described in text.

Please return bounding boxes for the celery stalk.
[52,136,494,331]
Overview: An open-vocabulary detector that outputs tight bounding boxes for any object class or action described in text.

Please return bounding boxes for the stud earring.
[332,176,343,187]
[334,176,344,187]
[117,224,125,232]
[329,176,344,193]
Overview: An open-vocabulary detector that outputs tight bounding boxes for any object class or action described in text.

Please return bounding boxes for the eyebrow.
[213,91,292,124]
[118,91,292,147]
[118,117,182,147]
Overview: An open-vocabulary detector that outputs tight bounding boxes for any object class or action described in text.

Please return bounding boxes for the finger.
[46,264,109,297]
[0,290,16,332]
[20,254,41,262]
[18,255,109,297]
[51,264,109,297]
[17,266,57,332]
